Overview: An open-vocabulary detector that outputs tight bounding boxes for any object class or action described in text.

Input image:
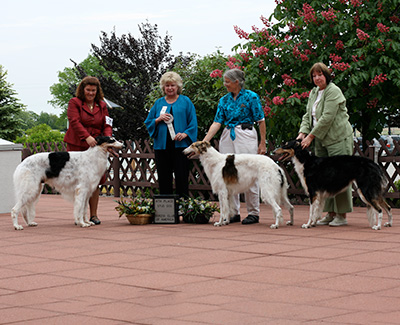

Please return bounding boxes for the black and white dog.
[11,136,124,230]
[275,139,392,230]
[184,141,294,228]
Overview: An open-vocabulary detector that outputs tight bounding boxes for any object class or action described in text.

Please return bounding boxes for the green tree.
[49,55,120,113]
[232,0,400,143]
[0,65,25,141]
[15,124,64,150]
[90,22,175,140]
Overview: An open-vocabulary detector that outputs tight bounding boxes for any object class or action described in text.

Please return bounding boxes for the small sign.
[153,195,179,224]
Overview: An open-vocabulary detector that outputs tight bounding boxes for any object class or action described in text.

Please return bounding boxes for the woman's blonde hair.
[160,71,183,95]
[309,62,332,86]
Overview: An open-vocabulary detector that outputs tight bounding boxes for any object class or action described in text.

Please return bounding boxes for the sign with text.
[153,195,179,224]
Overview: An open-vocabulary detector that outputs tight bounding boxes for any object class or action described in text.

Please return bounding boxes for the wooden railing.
[20,138,400,207]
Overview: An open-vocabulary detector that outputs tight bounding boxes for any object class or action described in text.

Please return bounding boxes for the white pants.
[219,126,260,216]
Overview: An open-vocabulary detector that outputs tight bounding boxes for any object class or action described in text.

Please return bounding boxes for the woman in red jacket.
[64,76,113,225]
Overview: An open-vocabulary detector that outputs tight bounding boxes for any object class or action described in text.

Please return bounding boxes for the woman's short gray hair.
[223,69,245,88]
[160,71,183,95]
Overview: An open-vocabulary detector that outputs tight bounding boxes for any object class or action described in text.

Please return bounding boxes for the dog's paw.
[286,221,293,226]
[301,223,311,229]
[270,224,279,229]
[14,225,24,230]
[28,222,38,227]
[214,222,223,227]
[384,222,392,227]
[372,225,381,230]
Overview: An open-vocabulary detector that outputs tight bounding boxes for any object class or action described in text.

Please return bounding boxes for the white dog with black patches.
[184,141,294,228]
[11,136,124,230]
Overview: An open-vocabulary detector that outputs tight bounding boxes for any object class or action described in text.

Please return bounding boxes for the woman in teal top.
[145,72,197,197]
[204,69,266,225]
[297,62,354,227]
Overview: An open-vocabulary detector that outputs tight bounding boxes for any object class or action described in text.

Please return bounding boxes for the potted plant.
[115,191,155,225]
[178,197,220,224]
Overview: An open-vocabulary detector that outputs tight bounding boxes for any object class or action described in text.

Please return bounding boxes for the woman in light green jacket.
[297,62,354,227]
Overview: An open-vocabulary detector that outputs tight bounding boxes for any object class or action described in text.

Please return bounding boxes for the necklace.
[88,103,94,111]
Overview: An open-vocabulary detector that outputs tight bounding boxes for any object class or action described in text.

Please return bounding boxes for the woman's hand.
[258,142,267,155]
[156,113,173,124]
[175,133,187,142]
[301,134,315,149]
[86,136,97,147]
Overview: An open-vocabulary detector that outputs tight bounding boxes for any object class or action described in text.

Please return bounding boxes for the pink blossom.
[272,96,285,105]
[301,91,310,99]
[288,93,301,99]
[390,15,400,24]
[299,3,317,24]
[263,105,273,118]
[233,26,249,39]
[335,40,344,50]
[274,57,281,65]
[282,74,297,86]
[209,69,223,78]
[377,2,383,13]
[321,8,337,21]
[332,62,350,71]
[377,39,385,53]
[350,0,362,7]
[300,54,309,62]
[356,28,370,41]
[369,74,387,87]
[377,23,390,33]
[260,15,271,28]
[367,98,379,109]
[239,52,251,62]
[329,53,342,62]
[259,59,264,69]
[254,46,269,57]
[352,55,359,62]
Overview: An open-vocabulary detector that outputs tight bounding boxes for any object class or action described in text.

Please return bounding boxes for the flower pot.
[183,214,209,224]
[126,214,153,225]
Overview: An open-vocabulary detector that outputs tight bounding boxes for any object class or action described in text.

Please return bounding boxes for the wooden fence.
[20,138,400,207]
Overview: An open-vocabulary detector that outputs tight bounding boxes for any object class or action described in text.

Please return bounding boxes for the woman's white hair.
[223,69,245,88]
[160,71,183,95]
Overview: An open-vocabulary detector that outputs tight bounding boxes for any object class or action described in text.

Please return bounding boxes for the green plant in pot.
[178,197,220,224]
[115,190,155,224]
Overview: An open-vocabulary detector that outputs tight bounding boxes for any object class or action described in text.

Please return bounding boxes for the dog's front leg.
[302,201,317,229]
[74,190,91,227]
[214,191,229,227]
[372,209,382,230]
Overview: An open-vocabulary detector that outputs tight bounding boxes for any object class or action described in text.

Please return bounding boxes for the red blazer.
[64,97,113,150]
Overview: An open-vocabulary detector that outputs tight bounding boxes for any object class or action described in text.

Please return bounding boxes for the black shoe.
[90,216,101,225]
[242,215,259,224]
[230,214,241,223]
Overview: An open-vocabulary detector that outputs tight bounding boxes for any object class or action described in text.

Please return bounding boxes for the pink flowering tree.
[231,0,400,143]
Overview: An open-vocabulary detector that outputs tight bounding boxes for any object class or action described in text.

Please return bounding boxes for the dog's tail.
[222,155,238,184]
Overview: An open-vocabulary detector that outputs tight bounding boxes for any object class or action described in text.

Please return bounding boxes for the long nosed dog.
[183,141,294,228]
[11,136,124,230]
[275,139,392,230]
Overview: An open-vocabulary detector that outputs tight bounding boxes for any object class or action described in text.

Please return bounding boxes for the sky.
[1,0,276,116]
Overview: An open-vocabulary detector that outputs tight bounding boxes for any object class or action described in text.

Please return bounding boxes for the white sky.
[1,0,275,116]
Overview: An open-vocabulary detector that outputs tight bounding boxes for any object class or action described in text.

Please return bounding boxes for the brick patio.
[1,195,400,324]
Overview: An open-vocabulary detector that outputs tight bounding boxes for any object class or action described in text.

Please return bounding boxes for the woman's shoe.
[90,216,101,225]
[316,214,335,225]
[329,215,347,226]
[230,214,241,223]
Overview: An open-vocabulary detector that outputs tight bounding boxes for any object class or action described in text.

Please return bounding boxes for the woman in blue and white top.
[145,72,198,197]
[203,69,266,225]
